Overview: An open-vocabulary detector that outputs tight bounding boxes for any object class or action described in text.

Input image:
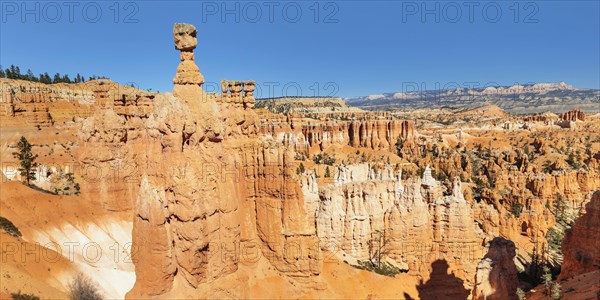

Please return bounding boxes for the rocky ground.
[1,23,599,300]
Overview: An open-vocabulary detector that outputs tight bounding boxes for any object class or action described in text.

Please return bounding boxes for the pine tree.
[542,266,553,295]
[0,68,5,78]
[14,66,21,78]
[12,136,38,186]
[554,193,566,223]
[62,74,71,83]
[43,72,51,84]
[53,73,61,83]
[26,69,35,81]
[5,68,11,79]
[516,288,526,300]
[551,282,562,299]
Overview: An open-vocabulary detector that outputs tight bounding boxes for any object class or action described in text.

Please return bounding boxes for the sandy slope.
[527,270,600,300]
[155,251,420,299]
[0,181,134,299]
[0,232,73,299]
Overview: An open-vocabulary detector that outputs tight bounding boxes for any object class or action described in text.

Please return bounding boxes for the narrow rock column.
[472,237,518,300]
[172,23,222,143]
[173,23,204,87]
[243,80,256,110]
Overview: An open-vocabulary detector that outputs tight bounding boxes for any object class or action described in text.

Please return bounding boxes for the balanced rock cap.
[173,23,197,51]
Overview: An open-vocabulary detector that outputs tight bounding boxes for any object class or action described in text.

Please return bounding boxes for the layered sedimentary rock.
[259,116,417,155]
[77,79,146,211]
[559,190,600,280]
[318,164,397,257]
[126,23,321,298]
[346,82,599,113]
[289,110,390,120]
[2,18,600,300]
[0,82,52,127]
[430,179,481,280]
[522,112,558,123]
[472,237,518,300]
[477,153,599,210]
[524,171,599,207]
[384,177,434,272]
[315,165,483,289]
[245,141,322,281]
[0,76,155,128]
[559,109,585,121]
[255,97,362,115]
[0,78,94,104]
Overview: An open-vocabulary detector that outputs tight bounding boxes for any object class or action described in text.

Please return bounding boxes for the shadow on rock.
[417,259,470,300]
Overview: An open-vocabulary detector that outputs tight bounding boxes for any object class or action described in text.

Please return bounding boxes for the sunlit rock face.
[314,163,484,289]
[126,23,321,298]
[257,115,417,156]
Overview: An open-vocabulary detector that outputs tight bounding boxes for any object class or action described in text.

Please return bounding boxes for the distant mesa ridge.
[346,82,600,114]
[256,96,341,101]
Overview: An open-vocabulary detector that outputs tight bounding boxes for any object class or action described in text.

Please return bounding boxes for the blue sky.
[1,1,599,98]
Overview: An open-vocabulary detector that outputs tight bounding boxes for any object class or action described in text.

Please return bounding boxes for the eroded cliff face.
[313,165,483,291]
[76,80,144,212]
[317,164,397,258]
[559,109,585,122]
[472,237,518,300]
[259,114,417,155]
[0,76,155,128]
[396,127,600,267]
[559,190,600,280]
[125,23,321,298]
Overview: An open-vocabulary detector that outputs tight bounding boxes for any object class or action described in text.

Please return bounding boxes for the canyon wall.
[0,76,155,128]
[559,190,600,280]
[472,237,518,300]
[259,114,417,155]
[314,165,484,291]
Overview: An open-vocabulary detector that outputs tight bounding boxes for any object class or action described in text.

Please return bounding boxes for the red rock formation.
[316,167,483,290]
[521,112,559,123]
[559,109,585,121]
[318,164,397,258]
[523,115,550,123]
[472,237,518,300]
[0,75,156,128]
[126,23,321,298]
[258,115,416,156]
[559,190,600,280]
